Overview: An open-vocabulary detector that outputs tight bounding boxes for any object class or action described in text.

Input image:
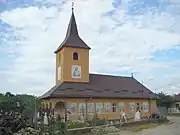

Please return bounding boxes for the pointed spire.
[65,2,79,38]
[55,2,91,53]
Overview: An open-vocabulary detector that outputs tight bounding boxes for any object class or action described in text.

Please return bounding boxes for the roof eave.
[54,45,91,54]
[44,94,151,99]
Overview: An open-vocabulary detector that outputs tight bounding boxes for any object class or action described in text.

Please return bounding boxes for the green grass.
[169,113,180,117]
[131,123,161,132]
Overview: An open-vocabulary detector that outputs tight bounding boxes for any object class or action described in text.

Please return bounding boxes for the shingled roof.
[40,74,158,99]
[54,8,91,53]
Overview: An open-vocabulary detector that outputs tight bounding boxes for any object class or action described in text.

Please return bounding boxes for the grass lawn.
[131,123,162,132]
[169,113,180,117]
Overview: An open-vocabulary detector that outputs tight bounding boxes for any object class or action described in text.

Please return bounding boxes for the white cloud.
[1,0,180,95]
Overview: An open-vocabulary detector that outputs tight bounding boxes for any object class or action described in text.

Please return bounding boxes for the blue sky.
[0,0,180,95]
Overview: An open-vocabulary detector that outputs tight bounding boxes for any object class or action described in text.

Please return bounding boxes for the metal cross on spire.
[72,1,74,11]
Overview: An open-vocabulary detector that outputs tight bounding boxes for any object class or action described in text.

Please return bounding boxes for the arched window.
[73,52,78,60]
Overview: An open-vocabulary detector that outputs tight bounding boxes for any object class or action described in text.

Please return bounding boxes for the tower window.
[59,54,61,64]
[73,52,78,60]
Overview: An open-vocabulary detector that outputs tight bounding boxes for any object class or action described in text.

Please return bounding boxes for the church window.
[59,54,61,64]
[69,102,77,115]
[119,102,125,111]
[96,103,103,113]
[73,52,78,60]
[143,102,149,112]
[129,102,135,112]
[136,102,142,112]
[112,103,117,112]
[104,102,111,112]
[87,103,94,114]
[78,103,86,116]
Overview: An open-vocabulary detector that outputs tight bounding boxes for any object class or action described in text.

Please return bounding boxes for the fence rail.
[168,108,180,114]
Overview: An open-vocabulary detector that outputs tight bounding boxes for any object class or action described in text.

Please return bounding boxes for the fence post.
[34,97,37,130]
[64,102,68,135]
[85,100,88,121]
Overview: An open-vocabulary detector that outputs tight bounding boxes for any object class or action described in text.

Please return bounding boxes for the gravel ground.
[87,116,180,135]
[111,116,180,135]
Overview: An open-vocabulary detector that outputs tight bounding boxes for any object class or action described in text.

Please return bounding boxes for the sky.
[0,0,180,96]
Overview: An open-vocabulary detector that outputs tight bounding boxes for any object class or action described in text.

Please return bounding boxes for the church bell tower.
[54,5,91,84]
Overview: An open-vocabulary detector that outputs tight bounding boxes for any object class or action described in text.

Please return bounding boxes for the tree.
[0,92,39,118]
[156,92,175,108]
[5,92,13,97]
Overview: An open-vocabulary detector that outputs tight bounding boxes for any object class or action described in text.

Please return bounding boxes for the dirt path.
[115,116,180,135]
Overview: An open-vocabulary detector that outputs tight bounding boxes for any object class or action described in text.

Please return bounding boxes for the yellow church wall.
[55,48,64,84]
[150,100,157,113]
[56,47,89,83]
[41,98,157,120]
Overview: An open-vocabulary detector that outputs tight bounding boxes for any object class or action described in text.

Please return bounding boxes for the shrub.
[91,127,108,135]
[90,114,106,126]
[68,120,89,129]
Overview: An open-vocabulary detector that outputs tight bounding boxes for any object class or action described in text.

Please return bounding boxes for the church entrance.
[54,101,65,121]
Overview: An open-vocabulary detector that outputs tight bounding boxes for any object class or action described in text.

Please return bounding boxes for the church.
[40,6,158,121]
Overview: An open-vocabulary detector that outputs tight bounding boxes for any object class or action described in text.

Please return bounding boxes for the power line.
[153,81,180,91]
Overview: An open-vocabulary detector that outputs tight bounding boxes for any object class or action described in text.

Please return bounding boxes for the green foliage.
[95,118,106,126]
[89,114,106,126]
[131,123,160,132]
[0,92,39,118]
[91,127,108,135]
[169,113,180,117]
[68,120,89,129]
[156,92,175,108]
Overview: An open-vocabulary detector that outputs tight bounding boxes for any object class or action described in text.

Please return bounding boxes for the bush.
[91,127,108,135]
[68,120,89,129]
[88,114,106,126]
[96,118,106,126]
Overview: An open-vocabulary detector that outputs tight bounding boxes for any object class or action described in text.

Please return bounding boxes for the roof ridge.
[90,73,131,78]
